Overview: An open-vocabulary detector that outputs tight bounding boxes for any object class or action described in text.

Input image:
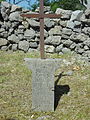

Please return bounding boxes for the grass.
[0,51,90,120]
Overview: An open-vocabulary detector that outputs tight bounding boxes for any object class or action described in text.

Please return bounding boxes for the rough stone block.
[24,58,62,111]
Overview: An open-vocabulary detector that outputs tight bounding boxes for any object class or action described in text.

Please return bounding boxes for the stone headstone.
[24,58,62,111]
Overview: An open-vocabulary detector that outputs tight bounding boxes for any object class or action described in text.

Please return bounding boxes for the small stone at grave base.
[24,58,62,111]
[64,70,73,76]
[36,115,52,120]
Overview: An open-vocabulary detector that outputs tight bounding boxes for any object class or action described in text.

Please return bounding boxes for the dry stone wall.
[0,2,90,61]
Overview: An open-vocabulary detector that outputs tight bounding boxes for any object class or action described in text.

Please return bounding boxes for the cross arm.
[44,14,62,18]
[21,14,40,18]
[21,14,62,19]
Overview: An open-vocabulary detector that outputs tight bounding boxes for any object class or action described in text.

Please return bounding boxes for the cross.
[21,0,61,59]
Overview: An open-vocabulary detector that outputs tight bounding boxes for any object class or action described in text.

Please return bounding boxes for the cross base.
[24,58,62,111]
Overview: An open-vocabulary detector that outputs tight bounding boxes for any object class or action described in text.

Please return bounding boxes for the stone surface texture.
[24,58,62,111]
[1,1,90,61]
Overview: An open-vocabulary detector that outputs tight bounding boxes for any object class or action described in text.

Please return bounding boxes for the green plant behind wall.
[50,0,86,12]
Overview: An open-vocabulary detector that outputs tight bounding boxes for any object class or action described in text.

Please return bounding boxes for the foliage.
[0,0,5,2]
[31,0,86,12]
[50,0,86,12]
[50,1,60,12]
[31,0,51,11]
[31,2,38,11]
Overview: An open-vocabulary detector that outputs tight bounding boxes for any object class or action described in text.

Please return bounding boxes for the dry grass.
[0,51,90,120]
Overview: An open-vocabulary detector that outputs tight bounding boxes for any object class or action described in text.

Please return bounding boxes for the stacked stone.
[0,1,90,61]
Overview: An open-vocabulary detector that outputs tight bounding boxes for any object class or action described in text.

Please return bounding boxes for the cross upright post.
[22,1,62,111]
[39,0,44,59]
[21,0,62,59]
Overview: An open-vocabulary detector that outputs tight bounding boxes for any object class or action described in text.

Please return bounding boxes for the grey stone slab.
[24,58,62,111]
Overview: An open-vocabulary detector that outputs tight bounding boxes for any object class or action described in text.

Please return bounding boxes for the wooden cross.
[21,0,61,59]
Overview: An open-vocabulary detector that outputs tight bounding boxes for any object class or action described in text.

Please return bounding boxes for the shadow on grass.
[54,72,70,110]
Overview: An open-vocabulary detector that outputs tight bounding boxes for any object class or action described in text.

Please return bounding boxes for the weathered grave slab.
[24,58,62,111]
